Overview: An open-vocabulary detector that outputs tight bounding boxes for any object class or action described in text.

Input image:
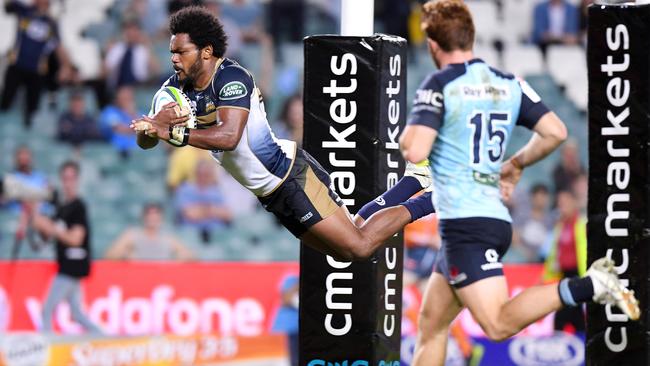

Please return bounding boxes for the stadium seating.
[466,1,500,47]
[503,45,545,77]
[499,0,536,47]
[0,0,587,263]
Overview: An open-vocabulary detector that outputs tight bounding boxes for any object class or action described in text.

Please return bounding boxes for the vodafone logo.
[25,285,266,336]
[0,286,10,331]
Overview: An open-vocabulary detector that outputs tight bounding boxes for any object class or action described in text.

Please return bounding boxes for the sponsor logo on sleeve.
[219,81,248,101]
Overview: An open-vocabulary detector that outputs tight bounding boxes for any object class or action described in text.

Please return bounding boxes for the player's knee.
[418,308,448,339]
[333,238,374,261]
[481,321,512,342]
[349,242,375,261]
[329,250,356,262]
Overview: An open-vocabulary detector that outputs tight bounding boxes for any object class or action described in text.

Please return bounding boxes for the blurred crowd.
[0,0,593,355]
[0,0,589,275]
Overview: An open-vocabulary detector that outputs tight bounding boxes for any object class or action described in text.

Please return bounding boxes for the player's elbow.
[537,113,568,148]
[220,136,240,151]
[551,121,568,145]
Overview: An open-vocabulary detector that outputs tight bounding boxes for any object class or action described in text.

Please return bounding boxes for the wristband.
[168,125,190,146]
[510,156,524,170]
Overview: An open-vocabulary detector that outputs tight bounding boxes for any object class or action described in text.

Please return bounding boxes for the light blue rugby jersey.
[407,59,549,222]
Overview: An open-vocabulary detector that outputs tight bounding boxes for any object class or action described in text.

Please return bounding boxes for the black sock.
[558,277,594,306]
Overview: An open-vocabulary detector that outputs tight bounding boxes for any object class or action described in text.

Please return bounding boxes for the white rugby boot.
[404,160,432,191]
[587,257,640,321]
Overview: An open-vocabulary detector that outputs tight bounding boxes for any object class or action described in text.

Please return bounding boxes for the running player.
[400,1,639,365]
[131,6,434,261]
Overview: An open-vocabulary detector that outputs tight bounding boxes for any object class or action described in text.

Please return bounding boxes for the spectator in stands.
[106,203,193,261]
[166,147,213,193]
[99,86,140,159]
[268,0,304,44]
[174,161,233,243]
[204,0,244,60]
[221,0,262,27]
[168,0,203,15]
[512,184,553,263]
[578,0,594,44]
[378,1,411,41]
[0,0,74,128]
[1,146,49,213]
[166,146,259,216]
[552,138,585,193]
[204,0,274,94]
[271,274,299,366]
[31,161,102,334]
[57,91,103,149]
[531,0,580,57]
[572,173,588,213]
[104,18,159,90]
[273,94,304,147]
[124,0,168,39]
[542,189,586,332]
[161,93,261,215]
[221,0,270,45]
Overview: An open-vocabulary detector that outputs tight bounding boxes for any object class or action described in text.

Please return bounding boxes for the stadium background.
[0,0,590,365]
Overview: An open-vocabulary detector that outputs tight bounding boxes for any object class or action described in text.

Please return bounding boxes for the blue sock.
[400,191,435,222]
[558,277,594,306]
[358,176,423,220]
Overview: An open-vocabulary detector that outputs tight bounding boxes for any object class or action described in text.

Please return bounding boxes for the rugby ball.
[150,86,197,129]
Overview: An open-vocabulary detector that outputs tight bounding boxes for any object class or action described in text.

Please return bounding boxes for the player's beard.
[185,57,204,85]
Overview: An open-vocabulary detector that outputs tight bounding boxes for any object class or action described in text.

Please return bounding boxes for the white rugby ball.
[150,86,197,129]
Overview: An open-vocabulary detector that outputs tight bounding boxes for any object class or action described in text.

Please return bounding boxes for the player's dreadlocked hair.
[421,0,475,52]
[169,6,228,58]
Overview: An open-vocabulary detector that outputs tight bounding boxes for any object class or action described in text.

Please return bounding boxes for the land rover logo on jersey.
[219,81,248,100]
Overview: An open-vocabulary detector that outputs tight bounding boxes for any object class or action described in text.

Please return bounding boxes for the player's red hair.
[421,0,475,52]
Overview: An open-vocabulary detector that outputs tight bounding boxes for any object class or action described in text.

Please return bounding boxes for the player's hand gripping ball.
[150,86,197,128]
[133,86,197,135]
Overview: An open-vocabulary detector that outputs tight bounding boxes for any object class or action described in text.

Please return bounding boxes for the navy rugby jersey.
[407,59,549,222]
[160,59,296,197]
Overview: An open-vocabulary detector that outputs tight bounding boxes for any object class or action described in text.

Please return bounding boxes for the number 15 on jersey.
[467,111,510,165]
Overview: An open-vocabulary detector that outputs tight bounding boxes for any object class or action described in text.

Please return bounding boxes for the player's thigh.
[454,275,509,329]
[260,149,353,246]
[435,217,512,324]
[302,204,364,251]
[419,272,463,337]
[436,217,512,288]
